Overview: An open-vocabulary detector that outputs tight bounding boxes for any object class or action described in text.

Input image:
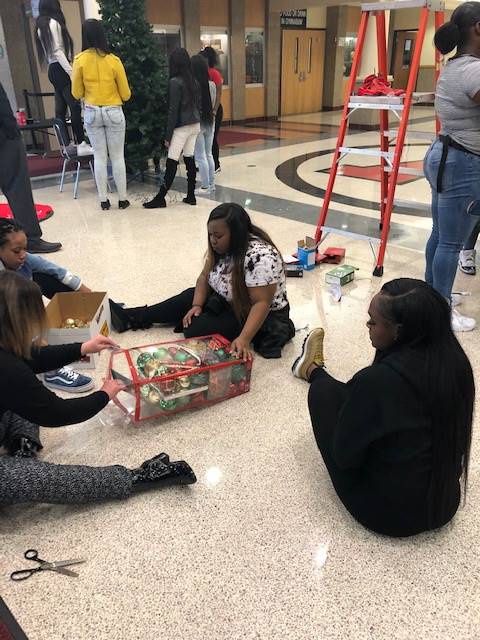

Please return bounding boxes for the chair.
[22,89,56,153]
[53,118,95,199]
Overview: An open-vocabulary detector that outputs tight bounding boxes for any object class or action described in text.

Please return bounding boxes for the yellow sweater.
[72,49,131,106]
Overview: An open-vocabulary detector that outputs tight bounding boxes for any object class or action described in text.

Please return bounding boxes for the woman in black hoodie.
[292,278,474,537]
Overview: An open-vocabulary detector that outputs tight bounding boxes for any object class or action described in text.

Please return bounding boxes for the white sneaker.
[209,184,216,192]
[451,308,476,332]
[194,186,211,196]
[458,249,476,275]
[77,141,93,156]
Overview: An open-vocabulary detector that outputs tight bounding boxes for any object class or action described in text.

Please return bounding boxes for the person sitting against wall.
[72,19,131,211]
[0,217,95,393]
[110,203,295,360]
[0,270,196,505]
[292,278,474,537]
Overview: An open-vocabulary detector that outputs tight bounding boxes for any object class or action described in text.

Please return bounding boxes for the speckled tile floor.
[0,121,479,638]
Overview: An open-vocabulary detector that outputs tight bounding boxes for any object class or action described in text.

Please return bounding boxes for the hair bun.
[434,21,461,55]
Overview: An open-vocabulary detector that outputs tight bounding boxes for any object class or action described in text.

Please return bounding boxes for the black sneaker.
[27,238,62,253]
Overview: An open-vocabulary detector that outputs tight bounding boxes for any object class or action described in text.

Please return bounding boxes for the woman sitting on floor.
[0,271,196,505]
[0,217,94,394]
[110,203,295,359]
[292,278,474,537]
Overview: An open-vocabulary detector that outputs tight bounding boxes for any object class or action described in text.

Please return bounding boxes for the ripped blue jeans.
[424,140,480,300]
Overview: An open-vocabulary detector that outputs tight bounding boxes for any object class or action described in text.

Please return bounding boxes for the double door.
[281,29,325,116]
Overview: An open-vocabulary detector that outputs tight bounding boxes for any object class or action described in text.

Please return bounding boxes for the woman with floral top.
[109,203,295,359]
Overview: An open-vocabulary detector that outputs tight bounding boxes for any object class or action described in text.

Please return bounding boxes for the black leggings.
[212,103,223,170]
[143,287,294,358]
[48,62,84,144]
[146,288,241,341]
[33,272,72,299]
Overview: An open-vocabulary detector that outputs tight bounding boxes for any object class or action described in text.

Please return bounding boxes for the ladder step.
[385,129,435,142]
[321,226,381,245]
[392,198,431,211]
[385,166,424,177]
[348,92,434,110]
[339,147,394,159]
[362,0,445,12]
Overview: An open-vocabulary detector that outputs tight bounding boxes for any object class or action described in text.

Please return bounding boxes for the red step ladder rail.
[314,11,370,245]
[376,11,389,231]
[373,6,429,275]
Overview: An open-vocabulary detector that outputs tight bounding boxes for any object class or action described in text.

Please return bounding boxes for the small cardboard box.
[325,265,356,286]
[297,236,317,271]
[45,292,111,369]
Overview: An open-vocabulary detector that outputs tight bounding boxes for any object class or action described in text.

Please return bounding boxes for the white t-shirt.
[208,238,288,311]
[38,19,72,75]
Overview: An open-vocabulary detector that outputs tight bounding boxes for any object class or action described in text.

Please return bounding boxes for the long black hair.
[205,203,281,322]
[200,46,219,69]
[434,1,480,55]
[191,54,213,127]
[169,48,198,107]
[35,0,74,65]
[376,278,475,528]
[82,19,110,55]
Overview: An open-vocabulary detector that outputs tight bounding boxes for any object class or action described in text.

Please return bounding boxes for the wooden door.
[281,30,325,115]
[392,31,417,90]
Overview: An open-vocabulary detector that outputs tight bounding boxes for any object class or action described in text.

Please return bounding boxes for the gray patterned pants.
[0,411,132,505]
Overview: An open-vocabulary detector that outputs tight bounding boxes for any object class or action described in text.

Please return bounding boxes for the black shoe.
[101,199,111,210]
[143,189,167,209]
[27,238,62,254]
[109,299,152,332]
[119,200,130,210]
[8,437,40,459]
[183,196,197,205]
[131,454,196,492]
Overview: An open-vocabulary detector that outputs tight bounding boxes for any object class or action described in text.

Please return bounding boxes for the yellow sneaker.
[291,328,325,381]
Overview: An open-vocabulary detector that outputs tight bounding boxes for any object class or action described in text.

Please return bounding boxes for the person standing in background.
[0,83,61,254]
[191,54,216,195]
[35,0,92,155]
[200,47,223,173]
[143,48,200,209]
[72,19,131,211]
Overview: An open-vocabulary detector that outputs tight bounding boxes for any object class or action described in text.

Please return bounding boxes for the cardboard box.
[297,236,317,271]
[109,335,252,423]
[325,265,356,286]
[45,292,111,369]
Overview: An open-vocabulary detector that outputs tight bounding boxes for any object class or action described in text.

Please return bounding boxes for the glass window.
[152,27,182,59]
[343,36,357,78]
[245,30,264,85]
[200,29,229,86]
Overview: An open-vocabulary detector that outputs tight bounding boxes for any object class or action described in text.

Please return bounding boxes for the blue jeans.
[194,124,215,189]
[84,105,127,201]
[424,140,480,299]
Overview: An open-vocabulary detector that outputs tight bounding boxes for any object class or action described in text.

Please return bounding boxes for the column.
[230,0,245,122]
[265,2,281,118]
[83,0,100,19]
[182,0,201,55]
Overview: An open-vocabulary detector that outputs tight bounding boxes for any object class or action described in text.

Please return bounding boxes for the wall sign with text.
[280,9,307,29]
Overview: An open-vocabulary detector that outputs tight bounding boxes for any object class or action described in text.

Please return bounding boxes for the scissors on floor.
[10,549,86,581]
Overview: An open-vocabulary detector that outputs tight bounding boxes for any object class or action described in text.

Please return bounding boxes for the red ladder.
[315,0,444,276]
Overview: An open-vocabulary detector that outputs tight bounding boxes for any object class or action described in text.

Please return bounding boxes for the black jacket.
[0,83,20,147]
[331,347,461,537]
[0,344,108,427]
[165,77,200,143]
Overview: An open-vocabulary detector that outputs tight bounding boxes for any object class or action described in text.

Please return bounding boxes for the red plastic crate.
[108,334,252,423]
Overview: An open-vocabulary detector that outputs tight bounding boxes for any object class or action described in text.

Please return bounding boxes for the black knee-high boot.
[143,158,179,209]
[183,156,197,206]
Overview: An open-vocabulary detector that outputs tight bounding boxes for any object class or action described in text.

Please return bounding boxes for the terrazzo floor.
[0,112,479,639]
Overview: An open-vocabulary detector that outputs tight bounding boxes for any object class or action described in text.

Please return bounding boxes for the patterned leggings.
[0,411,132,505]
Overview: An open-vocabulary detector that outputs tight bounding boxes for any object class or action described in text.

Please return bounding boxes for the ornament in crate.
[108,334,252,422]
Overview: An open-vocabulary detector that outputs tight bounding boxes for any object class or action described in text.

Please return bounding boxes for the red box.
[108,334,252,423]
